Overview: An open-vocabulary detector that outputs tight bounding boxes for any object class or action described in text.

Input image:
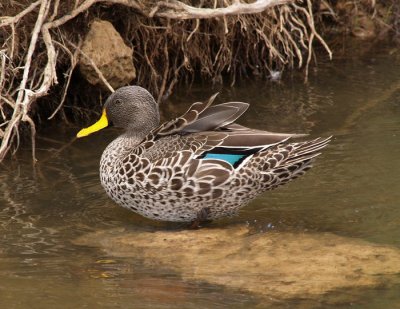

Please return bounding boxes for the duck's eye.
[115,99,122,105]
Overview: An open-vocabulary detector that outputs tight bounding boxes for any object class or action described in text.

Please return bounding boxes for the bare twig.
[47,39,80,120]
[66,40,115,93]
[0,1,41,28]
[187,19,199,42]
[0,0,52,162]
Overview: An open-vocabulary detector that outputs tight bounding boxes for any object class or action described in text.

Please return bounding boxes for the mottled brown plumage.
[78,86,331,223]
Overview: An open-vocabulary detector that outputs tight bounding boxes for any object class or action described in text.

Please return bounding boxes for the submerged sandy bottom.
[74,225,400,300]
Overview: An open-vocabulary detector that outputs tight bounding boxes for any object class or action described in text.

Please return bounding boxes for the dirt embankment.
[0,0,398,160]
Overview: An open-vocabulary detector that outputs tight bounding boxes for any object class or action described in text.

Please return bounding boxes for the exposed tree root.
[0,0,338,162]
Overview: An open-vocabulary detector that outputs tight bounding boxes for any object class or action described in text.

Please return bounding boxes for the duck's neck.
[117,131,147,149]
[124,107,160,143]
[103,133,142,163]
[119,133,144,147]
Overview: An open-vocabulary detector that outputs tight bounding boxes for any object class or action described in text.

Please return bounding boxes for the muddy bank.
[0,0,399,160]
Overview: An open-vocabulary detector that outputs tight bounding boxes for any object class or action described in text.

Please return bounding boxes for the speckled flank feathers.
[90,86,331,222]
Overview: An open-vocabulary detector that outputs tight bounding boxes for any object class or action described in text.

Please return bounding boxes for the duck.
[77,86,330,225]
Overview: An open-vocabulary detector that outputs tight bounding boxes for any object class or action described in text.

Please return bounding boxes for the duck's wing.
[139,92,307,161]
[181,102,249,133]
[149,93,251,138]
[141,126,306,173]
[142,93,304,146]
[137,133,330,201]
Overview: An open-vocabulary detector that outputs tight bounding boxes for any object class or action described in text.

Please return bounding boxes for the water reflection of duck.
[77,86,330,226]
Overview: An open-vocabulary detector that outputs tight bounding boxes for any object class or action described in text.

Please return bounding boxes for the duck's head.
[77,86,160,138]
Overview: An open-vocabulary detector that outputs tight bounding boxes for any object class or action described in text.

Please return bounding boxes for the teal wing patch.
[198,147,262,168]
[203,153,246,166]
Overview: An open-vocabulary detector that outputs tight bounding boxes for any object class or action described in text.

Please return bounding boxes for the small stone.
[351,13,376,39]
[79,20,136,89]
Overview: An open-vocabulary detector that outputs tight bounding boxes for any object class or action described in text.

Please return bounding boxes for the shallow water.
[1,44,400,308]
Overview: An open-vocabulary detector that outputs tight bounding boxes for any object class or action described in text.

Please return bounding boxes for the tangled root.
[0,0,334,161]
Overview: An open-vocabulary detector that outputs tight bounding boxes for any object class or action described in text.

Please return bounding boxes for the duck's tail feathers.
[254,136,331,191]
[284,136,332,166]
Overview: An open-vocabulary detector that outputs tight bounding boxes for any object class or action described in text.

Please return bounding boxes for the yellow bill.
[77,109,109,138]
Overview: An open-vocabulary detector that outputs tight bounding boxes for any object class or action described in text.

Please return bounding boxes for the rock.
[79,20,136,89]
[352,13,376,39]
[74,225,400,300]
